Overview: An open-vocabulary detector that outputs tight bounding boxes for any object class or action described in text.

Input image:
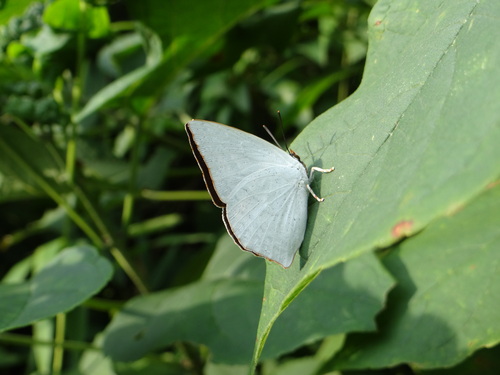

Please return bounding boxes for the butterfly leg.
[306,184,324,202]
[309,166,335,181]
[307,166,335,202]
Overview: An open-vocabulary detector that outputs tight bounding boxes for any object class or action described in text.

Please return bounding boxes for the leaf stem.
[110,246,149,295]
[52,313,66,375]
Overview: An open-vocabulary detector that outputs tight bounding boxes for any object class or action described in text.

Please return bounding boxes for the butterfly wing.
[186,120,309,267]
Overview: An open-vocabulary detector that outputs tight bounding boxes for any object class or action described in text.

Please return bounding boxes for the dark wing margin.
[185,122,225,208]
[221,210,245,250]
[222,206,295,268]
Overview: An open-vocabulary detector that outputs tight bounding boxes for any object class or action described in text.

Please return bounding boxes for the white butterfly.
[185,120,334,268]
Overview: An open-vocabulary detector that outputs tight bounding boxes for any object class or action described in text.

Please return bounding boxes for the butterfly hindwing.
[223,164,309,267]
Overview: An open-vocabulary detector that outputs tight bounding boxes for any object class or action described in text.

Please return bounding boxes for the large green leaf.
[0,245,113,331]
[333,183,500,369]
[102,279,263,364]
[102,235,263,363]
[253,0,500,365]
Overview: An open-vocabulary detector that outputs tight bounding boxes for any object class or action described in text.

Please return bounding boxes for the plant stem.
[52,313,66,375]
[122,118,143,228]
[0,332,97,352]
[110,247,149,295]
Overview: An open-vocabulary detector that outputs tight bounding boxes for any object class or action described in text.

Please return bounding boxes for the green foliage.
[0,244,113,331]
[0,0,499,374]
[43,0,110,38]
[101,239,392,365]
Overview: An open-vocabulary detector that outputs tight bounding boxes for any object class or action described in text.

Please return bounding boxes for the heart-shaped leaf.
[253,0,500,364]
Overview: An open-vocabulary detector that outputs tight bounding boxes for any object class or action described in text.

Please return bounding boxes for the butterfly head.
[289,149,300,160]
[289,149,307,170]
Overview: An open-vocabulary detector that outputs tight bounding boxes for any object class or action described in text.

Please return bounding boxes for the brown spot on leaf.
[391,220,413,239]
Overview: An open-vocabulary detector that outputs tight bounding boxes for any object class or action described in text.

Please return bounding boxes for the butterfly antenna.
[262,124,282,148]
[262,111,291,152]
[276,110,290,153]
